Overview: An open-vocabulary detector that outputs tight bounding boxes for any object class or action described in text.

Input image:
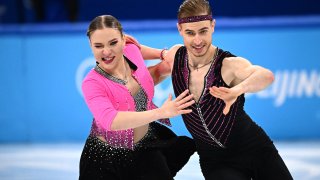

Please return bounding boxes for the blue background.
[0,17,319,143]
[1,0,320,23]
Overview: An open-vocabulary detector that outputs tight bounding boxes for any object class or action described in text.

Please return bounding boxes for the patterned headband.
[178,14,213,24]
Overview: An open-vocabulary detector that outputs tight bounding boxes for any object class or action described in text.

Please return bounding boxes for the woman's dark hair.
[86,15,123,39]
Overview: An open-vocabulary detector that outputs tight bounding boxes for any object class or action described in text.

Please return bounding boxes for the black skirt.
[79,122,196,180]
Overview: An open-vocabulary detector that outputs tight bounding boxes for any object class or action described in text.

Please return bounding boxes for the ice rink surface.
[1,141,320,180]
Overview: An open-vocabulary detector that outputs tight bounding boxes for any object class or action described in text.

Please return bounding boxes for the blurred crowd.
[0,0,78,23]
[0,0,319,24]
[0,0,179,24]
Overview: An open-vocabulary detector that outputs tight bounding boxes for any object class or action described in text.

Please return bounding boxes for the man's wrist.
[160,48,168,61]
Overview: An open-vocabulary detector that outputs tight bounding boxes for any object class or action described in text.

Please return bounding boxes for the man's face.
[177,20,215,58]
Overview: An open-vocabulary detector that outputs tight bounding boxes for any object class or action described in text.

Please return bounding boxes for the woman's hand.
[159,90,194,118]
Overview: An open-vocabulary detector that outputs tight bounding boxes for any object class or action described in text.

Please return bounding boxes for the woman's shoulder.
[82,68,106,85]
[124,43,145,68]
[124,43,142,58]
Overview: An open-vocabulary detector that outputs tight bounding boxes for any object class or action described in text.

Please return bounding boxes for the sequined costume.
[82,44,170,150]
[172,46,293,180]
[79,44,196,180]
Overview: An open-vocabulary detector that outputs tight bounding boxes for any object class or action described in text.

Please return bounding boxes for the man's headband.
[178,14,213,24]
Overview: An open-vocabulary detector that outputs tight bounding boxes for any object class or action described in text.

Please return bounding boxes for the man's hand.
[209,86,240,115]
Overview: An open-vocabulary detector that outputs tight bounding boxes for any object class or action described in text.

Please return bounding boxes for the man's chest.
[188,70,208,102]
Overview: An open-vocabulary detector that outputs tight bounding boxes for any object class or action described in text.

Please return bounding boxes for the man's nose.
[194,35,202,45]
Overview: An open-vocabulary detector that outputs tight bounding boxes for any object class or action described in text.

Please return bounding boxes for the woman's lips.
[102,56,114,64]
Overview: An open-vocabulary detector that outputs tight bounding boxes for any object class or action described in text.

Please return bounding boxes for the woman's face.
[89,27,125,72]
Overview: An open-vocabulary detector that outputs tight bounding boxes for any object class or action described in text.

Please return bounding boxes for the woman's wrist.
[152,108,164,120]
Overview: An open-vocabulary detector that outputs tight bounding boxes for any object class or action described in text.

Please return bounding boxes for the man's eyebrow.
[185,27,209,32]
[199,27,209,31]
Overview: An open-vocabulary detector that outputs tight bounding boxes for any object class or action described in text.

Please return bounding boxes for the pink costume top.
[82,43,170,150]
